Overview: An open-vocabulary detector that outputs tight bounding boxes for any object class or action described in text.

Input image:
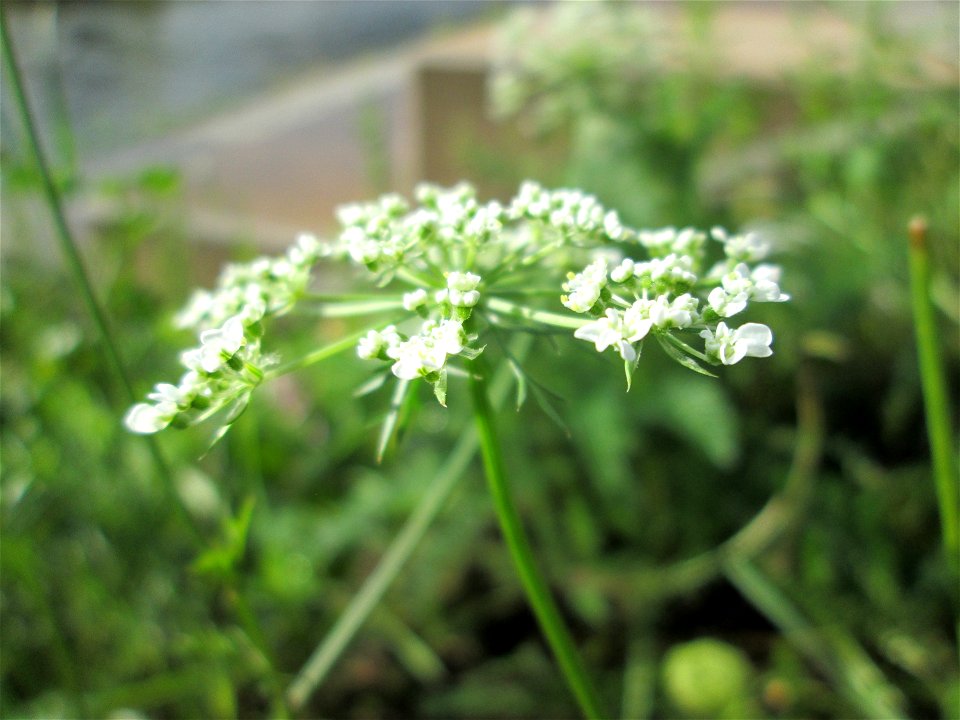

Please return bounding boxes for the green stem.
[1,15,287,714]
[227,586,289,718]
[485,296,587,330]
[0,5,207,545]
[286,434,478,710]
[268,326,381,377]
[907,217,959,564]
[468,360,604,720]
[1,8,134,404]
[301,298,404,318]
[286,337,531,711]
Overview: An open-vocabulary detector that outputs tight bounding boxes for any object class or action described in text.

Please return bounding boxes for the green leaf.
[432,369,448,407]
[623,344,642,391]
[529,379,570,436]
[377,379,411,462]
[193,496,256,579]
[202,391,253,456]
[354,370,390,398]
[656,334,717,377]
[508,356,528,410]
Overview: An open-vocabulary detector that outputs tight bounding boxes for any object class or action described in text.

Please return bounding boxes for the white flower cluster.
[123,235,324,435]
[335,181,788,394]
[510,181,627,243]
[124,313,266,434]
[353,270,482,403]
[334,182,643,401]
[335,183,505,277]
[175,233,324,332]
[565,221,789,368]
[124,180,788,436]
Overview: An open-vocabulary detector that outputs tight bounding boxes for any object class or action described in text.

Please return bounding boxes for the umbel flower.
[124,234,324,435]
[125,181,788,434]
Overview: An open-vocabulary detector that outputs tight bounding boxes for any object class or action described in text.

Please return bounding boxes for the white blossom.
[358,326,401,360]
[750,264,791,302]
[446,271,482,307]
[574,305,653,361]
[712,227,769,262]
[700,322,773,365]
[124,402,177,434]
[402,289,428,311]
[561,258,607,313]
[648,293,698,328]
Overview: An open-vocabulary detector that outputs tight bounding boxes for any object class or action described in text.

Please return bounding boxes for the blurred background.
[1,1,958,718]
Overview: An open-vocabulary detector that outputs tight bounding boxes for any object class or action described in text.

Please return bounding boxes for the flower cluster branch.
[125,182,788,434]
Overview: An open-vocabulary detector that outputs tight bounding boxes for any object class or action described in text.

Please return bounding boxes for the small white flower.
[750,264,791,302]
[388,336,444,379]
[385,320,465,380]
[604,211,623,240]
[446,271,482,307]
[622,300,655,339]
[575,305,652,362]
[447,271,481,292]
[610,258,635,283]
[575,309,633,360]
[403,289,428,311]
[700,322,773,365]
[712,227,769,262]
[174,289,216,330]
[357,326,401,360]
[147,383,191,407]
[561,258,607,313]
[429,319,466,355]
[124,401,177,434]
[707,287,749,318]
[649,293,698,329]
[357,330,385,360]
[288,233,322,265]
[721,264,754,296]
[197,316,246,372]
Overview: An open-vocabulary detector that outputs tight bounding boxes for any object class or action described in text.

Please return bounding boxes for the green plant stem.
[485,296,588,329]
[227,586,289,718]
[286,337,531,712]
[286,428,482,710]
[268,326,380,377]
[0,6,206,545]
[303,298,404,317]
[724,558,906,720]
[1,9,133,404]
[468,360,604,720]
[907,217,959,564]
[1,15,286,714]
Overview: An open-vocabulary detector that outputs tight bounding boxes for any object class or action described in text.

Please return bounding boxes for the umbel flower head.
[125,181,788,435]
[124,234,324,435]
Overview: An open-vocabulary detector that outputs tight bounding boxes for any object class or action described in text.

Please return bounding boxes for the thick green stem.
[468,362,604,720]
[907,217,959,564]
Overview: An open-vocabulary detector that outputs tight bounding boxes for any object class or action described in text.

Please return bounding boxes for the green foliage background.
[2,3,958,718]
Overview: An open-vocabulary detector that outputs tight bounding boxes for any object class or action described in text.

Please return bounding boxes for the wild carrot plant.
[124,181,788,716]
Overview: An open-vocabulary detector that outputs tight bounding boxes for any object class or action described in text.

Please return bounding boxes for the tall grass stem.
[1,14,289,713]
[287,336,532,711]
